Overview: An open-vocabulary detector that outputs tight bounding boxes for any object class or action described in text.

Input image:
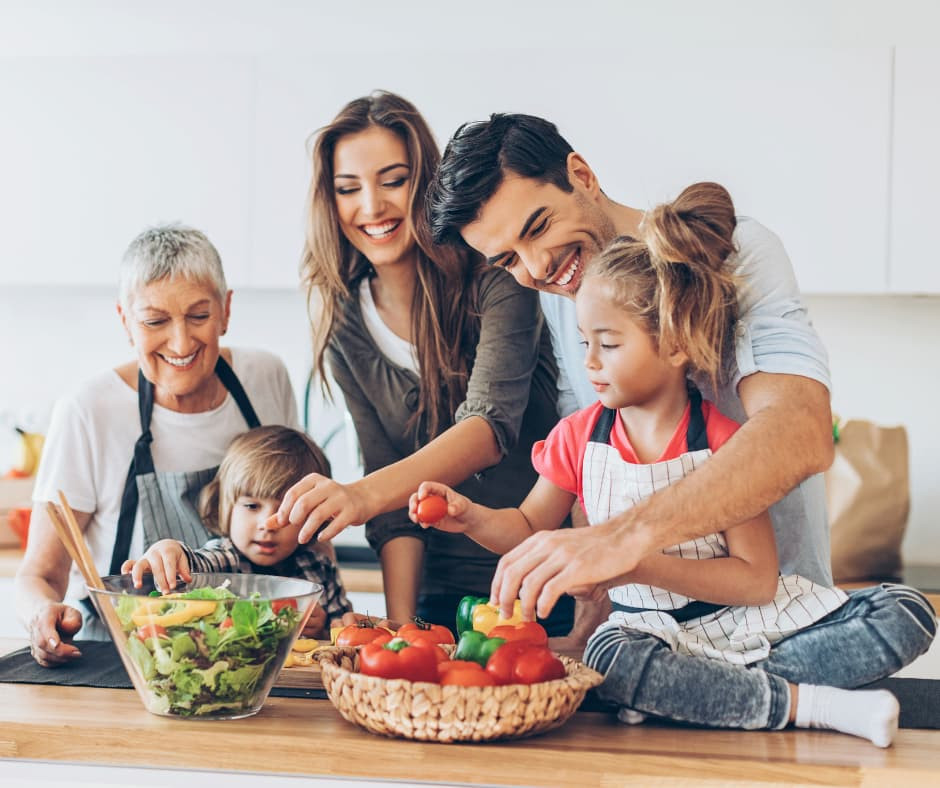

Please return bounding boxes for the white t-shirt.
[358,278,419,374]
[540,216,834,586]
[33,347,299,600]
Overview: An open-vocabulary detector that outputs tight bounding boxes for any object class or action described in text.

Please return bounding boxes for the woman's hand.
[407,482,473,534]
[121,539,192,593]
[27,602,84,667]
[277,473,375,544]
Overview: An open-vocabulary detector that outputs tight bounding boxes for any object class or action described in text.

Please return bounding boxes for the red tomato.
[487,621,548,646]
[335,622,393,648]
[135,623,169,642]
[272,598,299,615]
[405,638,450,663]
[485,642,566,685]
[437,659,485,677]
[512,647,566,685]
[415,494,449,524]
[358,638,439,683]
[440,664,497,687]
[484,641,531,685]
[219,617,234,630]
[396,618,456,646]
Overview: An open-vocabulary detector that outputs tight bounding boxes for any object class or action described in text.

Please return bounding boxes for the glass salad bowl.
[88,572,322,720]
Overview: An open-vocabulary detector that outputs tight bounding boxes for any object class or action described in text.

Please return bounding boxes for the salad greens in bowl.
[88,573,322,720]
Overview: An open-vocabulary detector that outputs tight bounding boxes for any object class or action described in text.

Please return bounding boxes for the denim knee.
[878,583,936,647]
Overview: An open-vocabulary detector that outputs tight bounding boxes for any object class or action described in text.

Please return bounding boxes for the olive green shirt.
[327,267,561,597]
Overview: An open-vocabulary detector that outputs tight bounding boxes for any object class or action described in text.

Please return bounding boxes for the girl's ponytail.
[641,182,738,385]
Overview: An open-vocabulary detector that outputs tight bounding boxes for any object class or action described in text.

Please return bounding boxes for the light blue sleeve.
[539,291,598,417]
[727,217,832,394]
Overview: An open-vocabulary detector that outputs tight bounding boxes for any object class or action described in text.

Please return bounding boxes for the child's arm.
[620,510,781,607]
[409,477,576,556]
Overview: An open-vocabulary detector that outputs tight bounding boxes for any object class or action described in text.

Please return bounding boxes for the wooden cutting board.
[276,660,324,690]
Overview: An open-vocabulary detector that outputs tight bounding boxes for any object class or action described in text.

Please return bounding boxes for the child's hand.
[120,539,192,593]
[300,605,328,639]
[408,482,472,534]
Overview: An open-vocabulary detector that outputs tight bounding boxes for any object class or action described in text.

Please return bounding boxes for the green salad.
[115,584,301,717]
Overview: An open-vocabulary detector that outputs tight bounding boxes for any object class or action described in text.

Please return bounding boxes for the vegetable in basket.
[485,641,566,685]
[456,594,524,636]
[358,637,445,682]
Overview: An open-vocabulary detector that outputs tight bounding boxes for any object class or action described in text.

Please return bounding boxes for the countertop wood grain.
[2,639,939,786]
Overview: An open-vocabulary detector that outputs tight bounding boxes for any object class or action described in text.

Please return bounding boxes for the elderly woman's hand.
[276,474,376,545]
[28,602,84,667]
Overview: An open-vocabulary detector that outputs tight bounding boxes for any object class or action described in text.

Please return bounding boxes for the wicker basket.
[317,645,604,742]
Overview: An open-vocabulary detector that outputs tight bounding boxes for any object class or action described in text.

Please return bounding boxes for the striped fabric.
[180,538,353,621]
[583,439,847,665]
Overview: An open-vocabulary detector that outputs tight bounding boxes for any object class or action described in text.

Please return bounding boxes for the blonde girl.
[411,183,935,746]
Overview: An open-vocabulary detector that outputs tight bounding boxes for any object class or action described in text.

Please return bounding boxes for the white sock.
[794,684,900,748]
[617,708,647,725]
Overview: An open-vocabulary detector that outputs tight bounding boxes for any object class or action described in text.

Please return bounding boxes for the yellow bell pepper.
[471,599,524,635]
[130,595,219,628]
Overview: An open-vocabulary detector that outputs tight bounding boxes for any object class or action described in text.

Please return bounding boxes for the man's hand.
[490,521,648,621]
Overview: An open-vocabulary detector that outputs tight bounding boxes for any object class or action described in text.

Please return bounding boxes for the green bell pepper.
[456,595,489,636]
[453,630,507,667]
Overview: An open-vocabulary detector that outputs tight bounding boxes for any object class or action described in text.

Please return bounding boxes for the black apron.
[80,357,259,635]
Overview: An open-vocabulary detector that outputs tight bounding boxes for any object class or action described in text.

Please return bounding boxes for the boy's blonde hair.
[199,425,331,536]
[583,182,739,389]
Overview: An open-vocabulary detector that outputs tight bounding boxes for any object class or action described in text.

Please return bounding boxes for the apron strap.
[588,406,617,443]
[685,386,709,452]
[108,355,259,575]
[109,368,154,574]
[587,387,708,452]
[215,355,261,428]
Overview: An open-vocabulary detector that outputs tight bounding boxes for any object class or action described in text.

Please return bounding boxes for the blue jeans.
[584,583,936,730]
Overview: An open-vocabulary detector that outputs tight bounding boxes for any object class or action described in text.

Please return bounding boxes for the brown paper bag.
[825,419,909,582]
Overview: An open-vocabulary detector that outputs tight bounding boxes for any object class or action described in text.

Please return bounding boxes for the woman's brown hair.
[199,426,331,536]
[301,90,481,438]
[584,182,739,387]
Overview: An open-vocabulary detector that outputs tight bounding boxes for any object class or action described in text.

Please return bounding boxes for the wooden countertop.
[1,639,939,785]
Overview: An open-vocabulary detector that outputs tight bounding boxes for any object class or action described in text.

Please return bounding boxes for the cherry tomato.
[272,598,299,615]
[396,617,456,646]
[219,617,234,630]
[415,494,449,524]
[335,621,393,648]
[135,623,169,642]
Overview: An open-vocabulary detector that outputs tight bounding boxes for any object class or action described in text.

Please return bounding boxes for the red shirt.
[532,400,740,509]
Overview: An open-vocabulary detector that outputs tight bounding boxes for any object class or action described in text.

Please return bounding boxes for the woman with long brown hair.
[280,91,572,632]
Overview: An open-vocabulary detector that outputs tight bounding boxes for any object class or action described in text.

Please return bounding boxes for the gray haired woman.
[15,224,299,665]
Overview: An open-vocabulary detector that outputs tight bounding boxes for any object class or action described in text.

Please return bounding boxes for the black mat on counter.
[3,642,938,728]
[0,640,327,699]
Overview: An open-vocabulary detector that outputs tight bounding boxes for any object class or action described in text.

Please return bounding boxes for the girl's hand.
[277,473,373,544]
[120,539,192,593]
[300,605,328,639]
[408,482,472,534]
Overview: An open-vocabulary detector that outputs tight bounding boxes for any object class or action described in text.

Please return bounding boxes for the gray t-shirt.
[540,216,834,586]
[328,266,562,596]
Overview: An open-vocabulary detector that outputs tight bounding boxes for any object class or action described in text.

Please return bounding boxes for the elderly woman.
[14,225,299,665]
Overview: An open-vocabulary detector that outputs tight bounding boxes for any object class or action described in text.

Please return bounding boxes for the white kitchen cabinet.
[0,56,256,287]
[252,46,892,293]
[889,47,940,294]
[1,47,893,294]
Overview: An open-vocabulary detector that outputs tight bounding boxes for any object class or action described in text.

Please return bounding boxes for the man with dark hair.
[427,113,836,628]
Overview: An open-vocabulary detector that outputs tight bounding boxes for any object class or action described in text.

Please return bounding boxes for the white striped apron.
[584,392,847,665]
